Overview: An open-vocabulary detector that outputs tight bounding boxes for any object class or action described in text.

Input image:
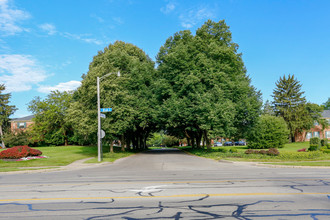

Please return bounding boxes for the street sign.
[100,108,112,112]
[101,130,105,139]
[100,113,106,118]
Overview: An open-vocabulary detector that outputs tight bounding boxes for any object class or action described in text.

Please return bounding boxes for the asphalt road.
[0,148,330,219]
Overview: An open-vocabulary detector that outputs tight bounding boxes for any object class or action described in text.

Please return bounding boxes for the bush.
[245,148,280,156]
[229,148,238,153]
[321,139,328,147]
[310,137,320,146]
[247,115,289,149]
[0,145,42,159]
[267,148,280,156]
[308,144,319,151]
[218,148,228,153]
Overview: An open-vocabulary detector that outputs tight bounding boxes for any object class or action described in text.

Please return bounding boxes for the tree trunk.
[204,130,212,150]
[0,125,5,148]
[109,140,114,153]
[121,135,125,152]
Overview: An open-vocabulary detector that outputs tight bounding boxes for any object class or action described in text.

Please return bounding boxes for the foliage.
[28,91,73,146]
[156,19,261,149]
[2,129,32,148]
[245,148,280,156]
[229,148,238,153]
[308,144,319,151]
[0,145,42,159]
[321,139,328,147]
[0,84,17,148]
[262,100,274,116]
[323,97,330,110]
[272,75,323,142]
[69,41,156,150]
[247,115,289,149]
[147,131,165,147]
[310,137,321,146]
[163,135,179,147]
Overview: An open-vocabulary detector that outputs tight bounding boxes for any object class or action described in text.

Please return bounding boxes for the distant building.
[295,110,330,142]
[10,115,35,132]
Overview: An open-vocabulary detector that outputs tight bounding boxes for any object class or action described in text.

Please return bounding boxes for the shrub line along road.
[0,148,329,219]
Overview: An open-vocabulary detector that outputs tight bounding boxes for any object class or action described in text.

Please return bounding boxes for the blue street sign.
[100,108,112,113]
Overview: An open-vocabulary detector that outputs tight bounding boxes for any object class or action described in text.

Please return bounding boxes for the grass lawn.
[179,142,330,165]
[0,145,135,172]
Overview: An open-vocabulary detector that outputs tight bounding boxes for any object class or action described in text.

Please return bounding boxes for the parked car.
[223,141,234,146]
[213,142,222,147]
[235,141,246,146]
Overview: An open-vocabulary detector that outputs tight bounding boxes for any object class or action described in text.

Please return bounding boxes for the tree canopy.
[28,91,73,146]
[156,20,261,149]
[70,41,157,150]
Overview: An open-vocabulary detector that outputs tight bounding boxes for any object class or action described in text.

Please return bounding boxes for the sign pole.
[97,76,102,162]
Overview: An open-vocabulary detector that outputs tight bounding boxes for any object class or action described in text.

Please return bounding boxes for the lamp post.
[97,71,120,162]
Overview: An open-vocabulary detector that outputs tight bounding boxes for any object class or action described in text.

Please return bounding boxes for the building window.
[313,132,320,138]
[17,122,26,129]
[326,131,330,139]
[306,132,312,140]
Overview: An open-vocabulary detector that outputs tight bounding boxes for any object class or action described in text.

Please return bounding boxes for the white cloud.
[179,6,215,29]
[61,32,103,45]
[39,23,56,35]
[0,54,47,92]
[0,0,30,36]
[37,80,81,93]
[161,2,176,14]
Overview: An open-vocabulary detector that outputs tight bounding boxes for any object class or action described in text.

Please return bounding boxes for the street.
[0,148,330,219]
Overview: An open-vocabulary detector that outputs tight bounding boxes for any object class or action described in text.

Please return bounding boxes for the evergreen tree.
[272,74,308,142]
[0,84,16,148]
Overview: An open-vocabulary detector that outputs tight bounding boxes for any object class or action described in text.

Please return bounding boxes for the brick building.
[295,110,330,142]
[10,115,35,132]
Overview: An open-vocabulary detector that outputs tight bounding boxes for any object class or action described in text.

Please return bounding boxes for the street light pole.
[97,71,120,162]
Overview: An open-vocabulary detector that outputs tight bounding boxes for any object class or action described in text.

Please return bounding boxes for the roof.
[10,115,35,122]
[321,110,330,118]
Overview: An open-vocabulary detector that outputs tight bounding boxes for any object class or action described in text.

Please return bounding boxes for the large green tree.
[272,74,322,142]
[70,41,156,150]
[0,84,16,148]
[28,91,73,146]
[156,20,261,149]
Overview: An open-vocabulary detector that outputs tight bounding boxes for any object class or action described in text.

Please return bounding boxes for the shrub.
[0,145,42,159]
[308,144,319,151]
[244,148,280,156]
[218,148,228,153]
[229,148,238,153]
[267,148,280,156]
[247,115,289,149]
[310,137,320,146]
[321,139,328,147]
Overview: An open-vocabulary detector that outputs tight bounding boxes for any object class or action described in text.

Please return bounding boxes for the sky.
[1,0,329,118]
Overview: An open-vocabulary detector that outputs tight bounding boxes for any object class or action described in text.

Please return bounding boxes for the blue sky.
[1,0,329,118]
